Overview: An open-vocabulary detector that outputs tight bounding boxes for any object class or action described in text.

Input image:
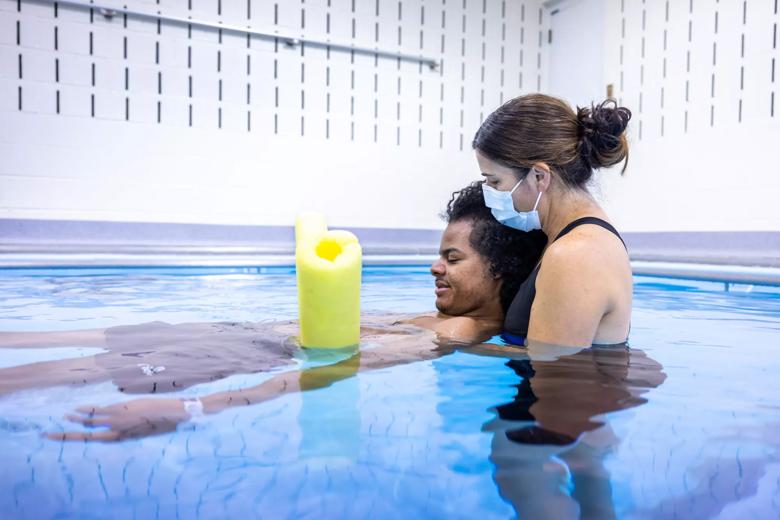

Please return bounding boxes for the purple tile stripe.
[1,219,778,266]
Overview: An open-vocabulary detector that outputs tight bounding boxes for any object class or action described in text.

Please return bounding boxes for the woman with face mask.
[474,93,633,347]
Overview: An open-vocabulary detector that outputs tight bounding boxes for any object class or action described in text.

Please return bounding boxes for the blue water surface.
[0,267,778,519]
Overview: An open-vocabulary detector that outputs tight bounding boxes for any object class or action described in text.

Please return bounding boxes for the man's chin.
[435,298,457,316]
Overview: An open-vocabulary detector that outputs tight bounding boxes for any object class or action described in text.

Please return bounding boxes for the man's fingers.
[63,413,113,427]
[45,430,121,442]
[74,404,122,415]
[74,405,100,416]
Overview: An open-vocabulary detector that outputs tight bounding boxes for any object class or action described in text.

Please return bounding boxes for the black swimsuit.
[502,217,627,344]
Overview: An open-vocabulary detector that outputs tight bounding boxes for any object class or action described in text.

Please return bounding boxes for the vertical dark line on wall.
[89,7,96,117]
[660,0,668,137]
[54,0,59,116]
[479,0,486,123]
[217,15,223,130]
[418,2,424,147]
[124,14,129,120]
[299,1,305,136]
[350,2,355,141]
[499,0,506,103]
[246,32,251,133]
[537,7,543,91]
[16,0,22,112]
[439,3,445,149]
[638,0,645,140]
[459,0,466,152]
[519,2,525,90]
[772,2,778,118]
[710,4,718,127]
[300,50,305,138]
[16,1,22,111]
[396,59,402,147]
[618,0,624,103]
[272,9,278,133]
[396,1,403,147]
[188,2,193,127]
[738,1,746,123]
[373,0,379,143]
[273,39,278,132]
[684,0,692,133]
[156,13,162,124]
[325,0,331,140]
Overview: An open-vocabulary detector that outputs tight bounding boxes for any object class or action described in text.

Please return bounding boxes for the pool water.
[0,267,778,519]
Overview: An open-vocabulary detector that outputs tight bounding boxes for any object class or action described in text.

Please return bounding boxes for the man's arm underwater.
[46,313,503,442]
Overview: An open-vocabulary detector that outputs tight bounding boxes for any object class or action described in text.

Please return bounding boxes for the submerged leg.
[0,356,105,395]
[0,329,107,349]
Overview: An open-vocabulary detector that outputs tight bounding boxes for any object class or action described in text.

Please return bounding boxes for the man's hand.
[46,398,190,442]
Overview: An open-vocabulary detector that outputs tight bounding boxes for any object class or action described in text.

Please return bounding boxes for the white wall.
[547,0,780,232]
[0,0,549,230]
[547,0,606,107]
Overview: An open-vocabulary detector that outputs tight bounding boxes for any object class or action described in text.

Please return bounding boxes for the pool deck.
[2,219,779,285]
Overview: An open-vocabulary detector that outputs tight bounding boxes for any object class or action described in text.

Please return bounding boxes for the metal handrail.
[30,0,439,69]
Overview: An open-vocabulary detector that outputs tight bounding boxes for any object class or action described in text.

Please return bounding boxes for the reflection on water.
[0,319,668,519]
[482,344,666,519]
[279,339,668,519]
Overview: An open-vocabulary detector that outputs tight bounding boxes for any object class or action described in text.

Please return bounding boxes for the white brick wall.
[0,0,549,230]
[549,0,780,232]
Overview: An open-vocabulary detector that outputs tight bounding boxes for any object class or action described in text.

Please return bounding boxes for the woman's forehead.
[476,150,515,177]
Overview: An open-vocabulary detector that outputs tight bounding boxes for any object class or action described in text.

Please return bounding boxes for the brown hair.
[472,93,632,187]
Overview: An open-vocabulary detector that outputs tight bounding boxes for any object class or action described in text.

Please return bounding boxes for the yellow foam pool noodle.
[295,212,362,348]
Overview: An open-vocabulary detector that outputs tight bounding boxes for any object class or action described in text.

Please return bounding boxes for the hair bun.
[576,99,631,171]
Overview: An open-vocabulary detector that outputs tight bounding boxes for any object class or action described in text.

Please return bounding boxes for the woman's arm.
[527,241,612,347]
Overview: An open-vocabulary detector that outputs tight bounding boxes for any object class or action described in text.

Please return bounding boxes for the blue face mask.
[481,177,543,232]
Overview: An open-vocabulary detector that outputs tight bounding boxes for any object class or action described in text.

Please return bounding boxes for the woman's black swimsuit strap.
[502,217,626,340]
[556,216,626,249]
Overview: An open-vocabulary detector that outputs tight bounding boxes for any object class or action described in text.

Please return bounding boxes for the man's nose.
[430,258,445,276]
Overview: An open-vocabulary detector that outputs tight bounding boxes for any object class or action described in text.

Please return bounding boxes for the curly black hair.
[443,181,547,312]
